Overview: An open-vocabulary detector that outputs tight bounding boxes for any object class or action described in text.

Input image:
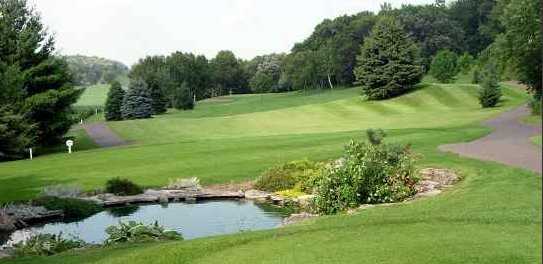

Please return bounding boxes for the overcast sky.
[33,0,434,66]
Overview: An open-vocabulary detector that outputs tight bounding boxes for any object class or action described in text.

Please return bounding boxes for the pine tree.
[172,82,195,110]
[104,81,125,121]
[0,107,34,161]
[478,62,502,108]
[121,79,153,119]
[0,0,81,146]
[354,16,423,100]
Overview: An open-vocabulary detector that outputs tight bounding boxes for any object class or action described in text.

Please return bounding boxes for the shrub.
[456,53,474,74]
[254,159,323,192]
[366,128,386,145]
[14,233,85,256]
[430,50,458,83]
[104,221,183,245]
[32,196,102,220]
[105,178,143,196]
[314,131,418,214]
[478,62,502,108]
[472,66,481,84]
[529,97,542,115]
[354,16,423,100]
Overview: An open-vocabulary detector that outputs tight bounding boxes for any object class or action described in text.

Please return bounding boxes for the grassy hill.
[1,82,540,264]
[75,84,111,108]
[0,82,529,202]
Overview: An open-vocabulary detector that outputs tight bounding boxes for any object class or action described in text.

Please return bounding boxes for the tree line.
[1,0,541,160]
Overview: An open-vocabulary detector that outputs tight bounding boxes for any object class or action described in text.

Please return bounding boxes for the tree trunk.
[327,74,334,90]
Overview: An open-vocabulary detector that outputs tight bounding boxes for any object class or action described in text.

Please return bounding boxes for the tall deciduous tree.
[210,51,247,96]
[354,16,423,100]
[172,82,194,110]
[121,79,153,120]
[104,81,125,121]
[0,0,81,148]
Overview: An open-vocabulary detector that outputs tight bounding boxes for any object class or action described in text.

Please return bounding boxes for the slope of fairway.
[0,82,529,202]
[75,84,110,107]
[109,83,525,144]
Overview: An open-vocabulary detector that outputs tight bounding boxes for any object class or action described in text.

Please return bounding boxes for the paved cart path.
[83,122,126,148]
[440,105,542,174]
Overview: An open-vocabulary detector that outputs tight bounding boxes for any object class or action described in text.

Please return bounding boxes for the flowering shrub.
[314,131,418,214]
[254,159,324,192]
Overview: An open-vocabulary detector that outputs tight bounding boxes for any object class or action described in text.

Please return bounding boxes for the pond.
[0,200,290,248]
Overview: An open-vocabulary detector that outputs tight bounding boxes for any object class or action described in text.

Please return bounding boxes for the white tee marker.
[66,140,74,154]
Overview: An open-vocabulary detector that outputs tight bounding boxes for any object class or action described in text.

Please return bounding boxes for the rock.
[244,190,270,200]
[0,219,15,232]
[282,212,318,226]
[0,249,11,259]
[415,189,442,198]
[158,194,169,204]
[269,195,285,205]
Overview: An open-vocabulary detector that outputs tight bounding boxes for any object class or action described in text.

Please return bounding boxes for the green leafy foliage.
[172,82,194,110]
[254,159,324,193]
[129,56,169,115]
[104,221,183,245]
[32,196,102,220]
[429,50,458,83]
[354,16,423,100]
[14,233,85,256]
[104,81,125,121]
[456,53,475,74]
[121,79,153,120]
[314,131,418,214]
[105,178,143,196]
[478,62,502,108]
[392,3,465,68]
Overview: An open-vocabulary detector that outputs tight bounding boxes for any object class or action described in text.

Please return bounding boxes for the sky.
[33,0,434,66]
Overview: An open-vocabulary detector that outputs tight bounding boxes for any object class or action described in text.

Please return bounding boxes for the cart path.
[83,122,126,148]
[440,105,542,174]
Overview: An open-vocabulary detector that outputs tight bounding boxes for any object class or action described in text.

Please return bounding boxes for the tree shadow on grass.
[0,174,77,204]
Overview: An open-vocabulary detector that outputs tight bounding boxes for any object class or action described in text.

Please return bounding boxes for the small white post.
[66,140,74,154]
[29,148,33,160]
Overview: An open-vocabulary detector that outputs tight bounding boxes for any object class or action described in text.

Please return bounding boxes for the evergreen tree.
[172,82,194,110]
[354,16,423,100]
[0,0,81,147]
[429,50,458,83]
[104,81,125,121]
[478,62,502,108]
[0,107,34,161]
[121,79,153,119]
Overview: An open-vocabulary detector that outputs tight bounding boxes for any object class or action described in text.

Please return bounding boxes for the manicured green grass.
[3,126,540,264]
[532,136,542,146]
[0,83,528,203]
[0,81,540,264]
[75,84,110,107]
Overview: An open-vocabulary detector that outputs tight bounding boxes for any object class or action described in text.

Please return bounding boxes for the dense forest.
[122,0,541,116]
